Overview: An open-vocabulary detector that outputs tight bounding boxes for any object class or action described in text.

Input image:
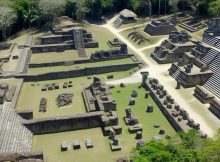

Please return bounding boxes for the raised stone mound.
[144,19,177,36]
[56,93,73,107]
[128,32,149,45]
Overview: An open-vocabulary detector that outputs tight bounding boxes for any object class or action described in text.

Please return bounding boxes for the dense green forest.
[0,0,220,41]
[133,130,220,162]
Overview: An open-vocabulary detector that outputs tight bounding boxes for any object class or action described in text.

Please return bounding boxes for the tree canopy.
[132,130,220,162]
[1,0,220,41]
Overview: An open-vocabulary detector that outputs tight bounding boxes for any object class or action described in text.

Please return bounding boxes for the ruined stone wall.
[31,44,74,53]
[0,152,44,162]
[179,71,213,87]
[11,79,24,109]
[16,63,140,81]
[143,82,183,132]
[23,112,104,134]
[29,54,133,68]
[209,99,220,119]
[84,42,99,48]
[40,35,72,44]
[16,109,33,120]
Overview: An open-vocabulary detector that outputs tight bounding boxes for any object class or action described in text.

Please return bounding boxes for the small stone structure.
[146,104,154,112]
[39,98,47,112]
[56,93,73,107]
[124,108,143,133]
[209,98,220,119]
[194,85,215,103]
[73,140,80,149]
[144,19,177,36]
[131,90,138,97]
[108,38,123,47]
[124,108,139,125]
[42,83,60,91]
[83,76,116,112]
[61,141,68,151]
[101,111,118,127]
[0,43,11,50]
[0,82,16,104]
[109,131,122,151]
[86,138,93,148]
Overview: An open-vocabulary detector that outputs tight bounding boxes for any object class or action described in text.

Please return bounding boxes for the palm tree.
[164,0,166,15]
[169,0,179,24]
[73,0,89,22]
[146,0,152,18]
[24,6,41,27]
[158,0,161,16]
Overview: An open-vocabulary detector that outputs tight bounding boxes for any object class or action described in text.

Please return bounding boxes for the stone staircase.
[201,49,219,65]
[113,17,123,28]
[203,34,219,47]
[203,54,220,97]
[172,68,181,79]
[215,41,220,50]
[73,29,87,58]
[204,73,220,97]
[209,55,220,72]
[0,102,32,153]
[73,29,85,50]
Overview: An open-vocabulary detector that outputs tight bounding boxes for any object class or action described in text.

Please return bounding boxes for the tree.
[208,0,220,16]
[73,0,89,22]
[24,6,41,27]
[158,0,161,16]
[92,0,102,20]
[14,0,30,28]
[147,0,152,17]
[0,6,17,41]
[101,0,114,13]
[132,141,173,162]
[38,0,66,23]
[169,0,179,24]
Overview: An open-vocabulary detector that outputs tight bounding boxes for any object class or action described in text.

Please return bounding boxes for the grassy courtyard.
[32,83,176,162]
[16,70,138,119]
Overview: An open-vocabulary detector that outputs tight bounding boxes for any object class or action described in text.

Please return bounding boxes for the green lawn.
[27,58,135,74]
[82,23,116,50]
[16,71,139,119]
[16,77,91,119]
[32,83,176,162]
[30,50,85,64]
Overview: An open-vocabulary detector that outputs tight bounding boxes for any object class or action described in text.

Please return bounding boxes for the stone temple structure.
[83,76,116,112]
[151,31,195,64]
[144,19,177,36]
[113,9,137,28]
[31,17,98,56]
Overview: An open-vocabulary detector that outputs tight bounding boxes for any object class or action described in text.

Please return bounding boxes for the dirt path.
[102,17,220,137]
